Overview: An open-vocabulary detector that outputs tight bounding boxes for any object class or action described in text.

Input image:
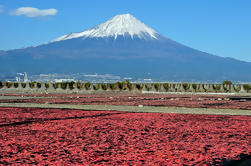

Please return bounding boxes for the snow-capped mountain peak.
[52,14,159,42]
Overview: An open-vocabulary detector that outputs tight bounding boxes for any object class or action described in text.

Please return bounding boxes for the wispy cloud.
[10,7,57,18]
[0,5,4,13]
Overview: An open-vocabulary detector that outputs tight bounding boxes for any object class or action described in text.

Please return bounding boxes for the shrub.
[6,82,13,88]
[84,82,91,90]
[182,83,189,91]
[145,84,151,91]
[222,80,232,85]
[192,83,197,90]
[45,83,49,89]
[222,80,232,92]
[223,85,230,92]
[213,84,221,91]
[136,84,143,90]
[163,83,169,91]
[37,82,42,88]
[29,82,35,88]
[107,83,112,90]
[76,81,83,89]
[61,82,67,90]
[68,81,75,90]
[108,83,118,90]
[101,83,107,90]
[14,82,19,88]
[122,80,133,91]
[202,84,209,92]
[53,83,60,89]
[154,83,160,91]
[115,82,123,90]
[0,81,2,88]
[121,82,127,90]
[21,83,26,88]
[93,84,100,90]
[127,83,133,91]
[121,81,127,90]
[124,80,131,84]
[121,81,128,90]
[243,84,251,92]
[233,85,241,92]
[111,82,120,90]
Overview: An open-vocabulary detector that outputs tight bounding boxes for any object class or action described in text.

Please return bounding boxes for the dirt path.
[0,102,250,116]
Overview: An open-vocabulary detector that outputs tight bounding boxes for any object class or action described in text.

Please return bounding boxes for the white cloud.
[10,7,57,17]
[0,5,4,13]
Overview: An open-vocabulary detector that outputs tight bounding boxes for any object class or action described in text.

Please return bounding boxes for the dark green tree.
[84,82,91,90]
[243,84,251,92]
[69,81,75,90]
[222,80,232,85]
[154,83,160,91]
[37,82,42,88]
[192,83,197,91]
[163,83,169,91]
[76,81,83,89]
[6,82,13,88]
[21,83,26,88]
[101,83,107,90]
[93,84,100,90]
[45,83,49,89]
[61,82,67,90]
[29,82,35,88]
[136,84,143,90]
[182,83,189,91]
[14,82,19,88]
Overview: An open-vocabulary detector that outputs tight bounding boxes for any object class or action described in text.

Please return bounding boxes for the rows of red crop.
[0,107,117,126]
[0,107,250,165]
[1,93,251,110]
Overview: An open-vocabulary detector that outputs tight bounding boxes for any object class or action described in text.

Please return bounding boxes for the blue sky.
[0,0,251,62]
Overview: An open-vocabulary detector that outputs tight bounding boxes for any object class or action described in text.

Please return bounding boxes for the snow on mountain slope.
[52,14,159,42]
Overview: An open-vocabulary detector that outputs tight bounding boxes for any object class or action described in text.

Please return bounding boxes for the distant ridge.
[1,13,251,82]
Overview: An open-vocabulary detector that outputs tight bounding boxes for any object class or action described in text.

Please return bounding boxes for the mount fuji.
[1,14,251,82]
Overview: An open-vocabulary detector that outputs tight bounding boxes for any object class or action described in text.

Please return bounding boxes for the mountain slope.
[1,14,251,82]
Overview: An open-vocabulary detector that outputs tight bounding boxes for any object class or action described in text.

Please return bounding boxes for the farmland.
[0,92,250,165]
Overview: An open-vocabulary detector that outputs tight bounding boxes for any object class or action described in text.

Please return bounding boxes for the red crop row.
[0,107,250,165]
[1,93,251,110]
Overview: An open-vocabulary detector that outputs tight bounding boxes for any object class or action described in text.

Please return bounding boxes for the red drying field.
[1,93,251,110]
[0,107,250,165]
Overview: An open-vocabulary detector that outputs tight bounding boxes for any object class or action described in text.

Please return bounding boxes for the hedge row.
[0,81,251,93]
